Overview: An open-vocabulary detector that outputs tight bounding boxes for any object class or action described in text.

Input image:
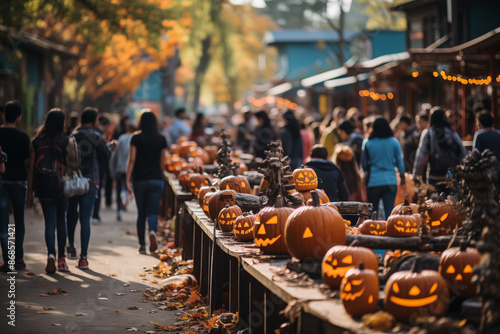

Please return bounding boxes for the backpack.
[428,130,460,175]
[34,138,66,199]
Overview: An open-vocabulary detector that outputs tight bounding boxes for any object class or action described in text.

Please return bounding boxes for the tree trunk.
[161,48,180,118]
[190,37,211,114]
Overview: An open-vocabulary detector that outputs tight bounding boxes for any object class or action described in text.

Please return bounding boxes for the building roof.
[0,25,77,57]
[263,29,357,46]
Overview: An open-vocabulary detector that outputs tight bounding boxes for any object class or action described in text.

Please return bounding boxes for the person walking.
[168,107,192,145]
[67,107,111,269]
[333,145,366,202]
[306,145,349,202]
[0,101,30,272]
[253,110,277,159]
[280,109,303,170]
[126,110,167,254]
[361,117,405,219]
[110,124,134,221]
[27,109,79,273]
[473,111,500,160]
[236,108,254,153]
[413,107,466,195]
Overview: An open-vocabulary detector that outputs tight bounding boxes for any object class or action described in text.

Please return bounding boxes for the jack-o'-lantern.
[178,169,193,191]
[322,245,378,289]
[426,195,463,235]
[179,141,197,156]
[208,190,237,222]
[301,188,330,205]
[293,165,318,191]
[341,263,379,317]
[384,259,450,322]
[234,212,256,241]
[198,182,214,207]
[219,169,251,194]
[439,242,480,299]
[202,189,217,217]
[386,211,420,237]
[218,205,242,232]
[285,191,345,260]
[165,155,185,173]
[359,212,387,236]
[391,197,419,215]
[188,168,210,196]
[254,196,293,255]
[204,145,218,164]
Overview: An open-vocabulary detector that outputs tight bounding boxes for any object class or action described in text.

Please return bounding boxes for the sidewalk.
[0,198,178,333]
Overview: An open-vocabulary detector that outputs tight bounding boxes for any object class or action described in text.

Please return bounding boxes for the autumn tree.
[358,0,407,30]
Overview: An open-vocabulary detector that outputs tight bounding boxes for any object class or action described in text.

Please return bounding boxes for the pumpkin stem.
[404,196,410,206]
[411,257,423,274]
[206,178,212,186]
[233,168,238,176]
[460,240,467,252]
[359,262,365,270]
[371,211,377,220]
[311,190,320,207]
[199,166,203,174]
[224,204,230,209]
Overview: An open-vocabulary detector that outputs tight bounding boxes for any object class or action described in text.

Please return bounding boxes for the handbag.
[62,170,90,197]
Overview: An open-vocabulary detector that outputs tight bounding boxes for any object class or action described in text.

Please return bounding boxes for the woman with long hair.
[189,112,206,145]
[126,109,167,254]
[28,109,79,273]
[413,107,466,194]
[333,145,366,202]
[361,117,405,219]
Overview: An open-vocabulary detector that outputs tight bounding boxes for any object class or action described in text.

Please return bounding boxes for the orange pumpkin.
[254,196,293,255]
[219,170,251,194]
[293,165,318,191]
[439,243,480,299]
[386,211,420,237]
[218,205,242,232]
[208,190,237,222]
[426,196,463,235]
[198,183,215,207]
[301,188,329,205]
[179,141,197,156]
[341,263,379,317]
[358,212,387,236]
[234,212,256,241]
[204,145,218,164]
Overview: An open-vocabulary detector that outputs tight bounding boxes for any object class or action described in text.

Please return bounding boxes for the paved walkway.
[0,199,178,334]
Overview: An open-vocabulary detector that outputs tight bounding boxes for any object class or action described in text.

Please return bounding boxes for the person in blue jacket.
[361,117,405,219]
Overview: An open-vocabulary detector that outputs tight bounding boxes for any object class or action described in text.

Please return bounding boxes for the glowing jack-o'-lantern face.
[208,190,237,222]
[426,196,463,235]
[439,245,480,299]
[359,220,387,236]
[340,264,379,317]
[254,206,294,255]
[233,213,256,241]
[189,175,210,196]
[387,214,420,237]
[218,205,242,232]
[219,173,251,194]
[321,246,379,289]
[384,268,450,321]
[293,167,318,191]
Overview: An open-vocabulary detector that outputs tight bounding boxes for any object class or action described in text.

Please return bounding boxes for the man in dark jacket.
[305,145,349,202]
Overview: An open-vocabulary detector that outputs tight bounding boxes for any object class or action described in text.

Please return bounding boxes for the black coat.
[305,159,349,202]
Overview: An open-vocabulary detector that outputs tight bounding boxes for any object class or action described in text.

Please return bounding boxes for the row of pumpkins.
[178,158,473,323]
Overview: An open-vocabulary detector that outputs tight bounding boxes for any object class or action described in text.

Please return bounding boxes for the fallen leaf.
[123,283,130,287]
[130,289,140,293]
[51,323,61,326]
[127,306,139,310]
[145,331,156,334]
[148,310,157,313]
[139,274,146,277]
[43,307,52,310]
[38,294,51,297]
[115,293,125,296]
[114,311,122,314]
[75,313,84,316]
[140,300,149,303]
[108,273,117,277]
[98,297,108,301]
[149,280,159,284]
[126,328,138,332]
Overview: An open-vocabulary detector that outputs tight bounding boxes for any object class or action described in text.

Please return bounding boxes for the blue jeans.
[0,181,26,263]
[133,180,164,246]
[40,197,67,258]
[367,184,398,220]
[67,186,98,258]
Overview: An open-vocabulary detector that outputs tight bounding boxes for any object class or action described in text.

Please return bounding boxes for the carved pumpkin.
[178,169,193,191]
[198,182,215,207]
[188,168,210,196]
[293,165,318,191]
[208,190,237,222]
[322,245,378,289]
[165,155,185,173]
[438,242,480,299]
[218,205,242,232]
[234,212,256,241]
[219,169,251,194]
[202,189,217,218]
[285,191,345,260]
[359,212,387,236]
[179,141,197,156]
[254,196,293,255]
[426,195,463,235]
[300,188,330,205]
[386,211,420,237]
[391,197,419,215]
[384,259,450,322]
[341,263,379,317]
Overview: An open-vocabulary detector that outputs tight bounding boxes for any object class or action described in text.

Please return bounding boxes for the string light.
[421,70,497,86]
[358,90,394,101]
[247,96,298,110]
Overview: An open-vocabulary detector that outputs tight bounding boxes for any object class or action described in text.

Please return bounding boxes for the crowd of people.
[0,99,499,274]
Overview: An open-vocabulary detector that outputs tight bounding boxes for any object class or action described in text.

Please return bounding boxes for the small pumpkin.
[359,212,387,236]
[301,188,330,205]
[218,205,242,232]
[169,144,180,155]
[208,190,237,222]
[384,258,450,322]
[391,197,419,215]
[202,189,217,217]
[165,155,185,173]
[293,165,318,191]
[178,169,193,191]
[322,245,378,289]
[188,168,210,196]
[204,145,218,164]
[386,211,420,237]
[234,212,256,241]
[341,263,379,317]
[438,242,480,299]
[285,191,345,260]
[219,169,251,194]
[254,196,293,255]
[179,141,197,156]
[198,182,215,207]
